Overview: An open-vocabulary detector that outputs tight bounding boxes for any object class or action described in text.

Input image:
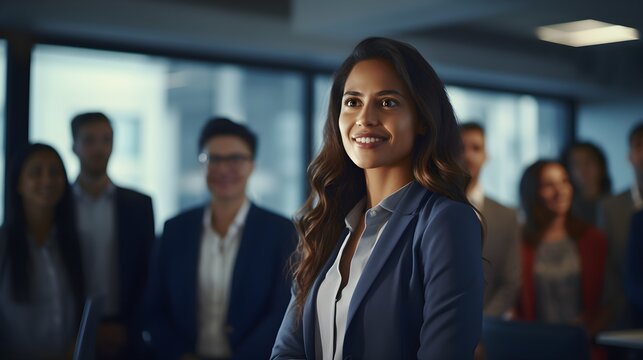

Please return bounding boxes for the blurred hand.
[96,322,127,360]
[502,308,516,321]
[475,342,487,360]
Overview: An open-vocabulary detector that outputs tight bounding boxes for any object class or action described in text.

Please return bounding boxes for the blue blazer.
[144,202,297,360]
[271,182,484,360]
[625,209,643,325]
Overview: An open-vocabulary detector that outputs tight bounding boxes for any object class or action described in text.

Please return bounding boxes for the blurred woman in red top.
[517,160,607,357]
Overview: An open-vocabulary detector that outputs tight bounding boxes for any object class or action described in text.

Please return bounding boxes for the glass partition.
[31,45,305,230]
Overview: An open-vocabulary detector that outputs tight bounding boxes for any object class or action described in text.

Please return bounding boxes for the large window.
[313,75,332,154]
[447,87,570,207]
[0,40,6,222]
[30,45,305,231]
[313,78,570,208]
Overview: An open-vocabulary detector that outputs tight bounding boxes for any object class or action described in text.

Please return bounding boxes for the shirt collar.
[27,226,57,250]
[467,182,485,211]
[632,181,643,210]
[73,180,116,200]
[344,181,413,231]
[203,198,251,235]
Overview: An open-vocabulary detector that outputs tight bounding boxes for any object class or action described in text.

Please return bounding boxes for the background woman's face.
[538,163,573,217]
[569,147,602,193]
[338,59,419,172]
[19,150,66,211]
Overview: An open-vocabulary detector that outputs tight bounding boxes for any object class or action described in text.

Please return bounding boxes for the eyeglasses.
[198,153,252,167]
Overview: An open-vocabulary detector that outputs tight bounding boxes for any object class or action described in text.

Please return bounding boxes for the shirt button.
[370,210,377,217]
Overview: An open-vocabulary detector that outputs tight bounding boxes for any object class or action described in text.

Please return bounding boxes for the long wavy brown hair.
[292,37,474,314]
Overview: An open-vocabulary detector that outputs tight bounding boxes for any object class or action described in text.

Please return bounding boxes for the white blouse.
[197,199,250,358]
[315,182,412,360]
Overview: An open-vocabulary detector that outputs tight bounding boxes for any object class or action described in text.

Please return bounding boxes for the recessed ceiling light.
[536,19,639,47]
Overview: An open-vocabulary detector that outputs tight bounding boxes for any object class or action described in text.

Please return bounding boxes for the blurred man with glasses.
[144,117,296,360]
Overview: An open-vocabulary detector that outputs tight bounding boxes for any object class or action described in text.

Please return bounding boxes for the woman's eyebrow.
[342,89,403,97]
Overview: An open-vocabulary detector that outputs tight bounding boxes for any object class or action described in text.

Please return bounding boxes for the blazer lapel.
[303,228,348,358]
[113,188,127,309]
[180,207,205,341]
[227,204,262,345]
[346,182,429,328]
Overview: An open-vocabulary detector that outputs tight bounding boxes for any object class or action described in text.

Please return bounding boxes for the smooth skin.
[337,58,422,294]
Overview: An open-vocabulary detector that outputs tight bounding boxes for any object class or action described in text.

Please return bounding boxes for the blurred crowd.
[1,111,642,360]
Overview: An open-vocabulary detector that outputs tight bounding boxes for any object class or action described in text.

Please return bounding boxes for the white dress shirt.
[315,182,411,360]
[632,181,643,210]
[467,182,485,212]
[74,181,120,316]
[0,229,77,359]
[197,199,250,358]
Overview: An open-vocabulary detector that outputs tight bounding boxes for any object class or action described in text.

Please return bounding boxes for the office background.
[1,0,642,230]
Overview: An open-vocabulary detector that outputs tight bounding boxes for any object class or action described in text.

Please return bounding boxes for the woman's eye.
[382,99,398,108]
[345,98,360,107]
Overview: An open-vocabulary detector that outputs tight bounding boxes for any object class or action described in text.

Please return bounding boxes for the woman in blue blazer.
[271,37,484,360]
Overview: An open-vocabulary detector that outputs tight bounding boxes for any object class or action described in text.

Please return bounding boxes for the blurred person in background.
[144,117,296,360]
[516,160,608,358]
[561,142,612,226]
[0,143,85,360]
[598,121,643,331]
[460,122,521,318]
[71,112,155,360]
[625,209,643,328]
[624,209,643,360]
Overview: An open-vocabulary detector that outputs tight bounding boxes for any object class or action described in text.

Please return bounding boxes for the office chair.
[482,316,590,360]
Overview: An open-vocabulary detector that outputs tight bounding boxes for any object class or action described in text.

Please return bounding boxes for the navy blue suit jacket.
[271,182,484,360]
[113,187,156,327]
[144,202,297,360]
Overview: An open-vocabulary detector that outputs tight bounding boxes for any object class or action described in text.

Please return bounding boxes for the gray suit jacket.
[598,189,636,327]
[481,197,521,317]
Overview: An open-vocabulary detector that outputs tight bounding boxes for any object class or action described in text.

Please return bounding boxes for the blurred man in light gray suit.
[461,122,521,317]
[598,121,643,328]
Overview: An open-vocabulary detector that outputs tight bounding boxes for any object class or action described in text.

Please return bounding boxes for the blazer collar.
[345,181,429,329]
[302,181,431,356]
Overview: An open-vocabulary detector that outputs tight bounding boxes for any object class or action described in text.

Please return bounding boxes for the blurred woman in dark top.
[0,143,84,360]
[561,142,612,225]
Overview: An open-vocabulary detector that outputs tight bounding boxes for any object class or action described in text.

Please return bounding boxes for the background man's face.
[203,135,254,202]
[630,133,643,176]
[461,129,487,181]
[73,120,113,177]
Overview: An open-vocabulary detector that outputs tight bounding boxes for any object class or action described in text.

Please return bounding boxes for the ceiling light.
[536,19,639,47]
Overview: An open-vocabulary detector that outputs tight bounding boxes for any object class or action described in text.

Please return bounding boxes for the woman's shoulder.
[410,191,481,241]
[579,225,607,244]
[418,191,478,222]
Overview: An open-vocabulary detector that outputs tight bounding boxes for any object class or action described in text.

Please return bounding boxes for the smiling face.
[338,59,419,173]
[203,135,254,203]
[538,163,573,217]
[19,150,66,211]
